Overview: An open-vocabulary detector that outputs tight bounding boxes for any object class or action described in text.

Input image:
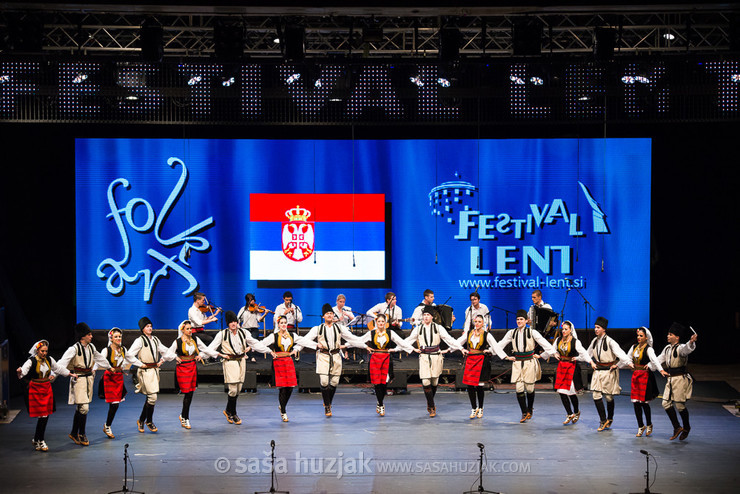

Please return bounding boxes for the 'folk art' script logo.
[96,157,215,302]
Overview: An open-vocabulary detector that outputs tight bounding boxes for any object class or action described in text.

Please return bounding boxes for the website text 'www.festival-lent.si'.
[458,275,587,290]
[214,452,532,479]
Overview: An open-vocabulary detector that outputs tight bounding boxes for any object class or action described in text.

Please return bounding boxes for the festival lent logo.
[281,205,314,262]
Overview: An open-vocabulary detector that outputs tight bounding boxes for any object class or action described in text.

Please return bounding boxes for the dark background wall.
[1,121,738,395]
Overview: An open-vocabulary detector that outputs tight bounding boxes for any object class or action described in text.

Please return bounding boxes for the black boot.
[526,392,535,415]
[606,398,615,420]
[594,398,607,422]
[516,392,528,422]
[678,409,691,440]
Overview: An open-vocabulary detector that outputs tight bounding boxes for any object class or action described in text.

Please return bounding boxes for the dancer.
[58,322,110,445]
[128,317,170,433]
[207,310,270,424]
[458,315,507,419]
[404,305,464,417]
[543,320,592,425]
[297,303,365,417]
[166,320,219,429]
[626,327,664,437]
[259,315,311,422]
[657,322,698,440]
[17,340,77,451]
[97,328,144,439]
[347,314,414,416]
[498,310,554,423]
[586,316,631,431]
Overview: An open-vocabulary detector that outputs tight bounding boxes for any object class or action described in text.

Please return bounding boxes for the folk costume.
[456,327,507,418]
[626,327,664,437]
[657,322,697,440]
[128,317,170,433]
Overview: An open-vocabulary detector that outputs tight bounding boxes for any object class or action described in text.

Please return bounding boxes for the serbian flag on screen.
[249,194,385,280]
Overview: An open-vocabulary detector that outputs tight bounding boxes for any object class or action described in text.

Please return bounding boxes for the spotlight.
[187,75,202,86]
[409,75,424,87]
[124,94,139,101]
[285,73,301,84]
[221,76,235,87]
[663,32,676,40]
[731,74,740,82]
[72,73,89,84]
[621,75,635,84]
[578,95,591,101]
[0,75,10,83]
[437,77,450,88]
[314,79,322,88]
[509,75,525,85]
[530,76,544,85]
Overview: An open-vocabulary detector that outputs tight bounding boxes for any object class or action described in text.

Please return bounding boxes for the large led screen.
[76,138,650,330]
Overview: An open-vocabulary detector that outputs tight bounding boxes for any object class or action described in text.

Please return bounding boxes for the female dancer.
[348,314,413,416]
[259,315,311,422]
[458,315,507,419]
[166,320,218,429]
[97,328,144,438]
[544,321,592,425]
[16,340,77,451]
[627,327,664,437]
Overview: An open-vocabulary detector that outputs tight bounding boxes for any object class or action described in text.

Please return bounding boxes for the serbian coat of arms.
[281,205,314,262]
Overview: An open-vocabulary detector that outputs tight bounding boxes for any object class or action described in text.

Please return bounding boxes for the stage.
[1,370,739,494]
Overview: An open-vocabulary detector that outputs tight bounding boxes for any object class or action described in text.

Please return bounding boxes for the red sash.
[28,380,55,417]
[555,361,577,391]
[176,360,198,393]
[272,356,297,387]
[463,354,485,386]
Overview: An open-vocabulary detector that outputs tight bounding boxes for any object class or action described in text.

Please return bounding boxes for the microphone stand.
[463,443,499,494]
[570,287,596,330]
[109,443,144,494]
[629,450,659,494]
[559,288,571,328]
[488,305,514,329]
[255,440,289,494]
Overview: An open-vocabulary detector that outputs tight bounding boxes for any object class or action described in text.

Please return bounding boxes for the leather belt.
[420,345,440,354]
[633,363,649,370]
[274,352,292,358]
[468,349,485,355]
[142,363,159,368]
[180,355,198,361]
[559,355,575,362]
[32,378,51,383]
[372,349,390,353]
[320,348,341,354]
[666,366,687,376]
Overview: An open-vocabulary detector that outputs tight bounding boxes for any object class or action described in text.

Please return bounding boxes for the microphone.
[640,449,649,456]
[477,443,485,450]
[271,440,276,448]
[125,443,129,448]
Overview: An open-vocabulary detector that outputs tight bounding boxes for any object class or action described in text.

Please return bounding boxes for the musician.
[273,291,303,330]
[457,315,507,419]
[404,305,464,417]
[410,289,436,326]
[260,315,312,422]
[238,293,268,339]
[586,316,631,431]
[96,328,144,439]
[528,289,557,340]
[497,309,554,423]
[626,327,664,437]
[166,320,219,429]
[208,310,270,425]
[297,303,365,417]
[128,317,170,433]
[657,322,698,440]
[463,292,491,331]
[367,292,405,331]
[333,294,355,326]
[346,314,414,417]
[17,340,78,452]
[188,292,221,345]
[541,320,592,425]
[57,322,111,446]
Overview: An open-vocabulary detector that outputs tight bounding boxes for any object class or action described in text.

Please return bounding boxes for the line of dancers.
[17,298,697,452]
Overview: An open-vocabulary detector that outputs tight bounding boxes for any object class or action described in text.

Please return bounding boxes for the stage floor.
[1,379,739,494]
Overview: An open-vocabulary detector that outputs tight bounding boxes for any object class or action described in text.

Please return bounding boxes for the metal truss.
[0,9,737,58]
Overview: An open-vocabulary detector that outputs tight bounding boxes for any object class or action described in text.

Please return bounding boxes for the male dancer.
[298,304,365,416]
[657,322,698,440]
[404,306,464,417]
[586,316,631,431]
[128,317,170,433]
[57,322,110,445]
[497,310,554,423]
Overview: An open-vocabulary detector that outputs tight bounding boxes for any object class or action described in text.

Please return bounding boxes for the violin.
[198,297,222,314]
[249,301,274,314]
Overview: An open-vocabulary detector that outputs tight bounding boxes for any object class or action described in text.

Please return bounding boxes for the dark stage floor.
[1,371,739,494]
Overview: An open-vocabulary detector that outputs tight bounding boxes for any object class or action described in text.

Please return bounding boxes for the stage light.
[437,77,450,88]
[140,18,164,62]
[621,75,635,84]
[286,73,301,84]
[273,37,281,44]
[409,75,424,87]
[512,18,542,56]
[663,32,676,40]
[0,75,10,83]
[732,74,740,82]
[188,75,202,86]
[222,76,235,87]
[124,94,139,101]
[530,76,544,85]
[510,75,525,85]
[578,95,591,101]
[634,75,651,84]
[314,79,322,88]
[594,27,617,61]
[72,73,89,84]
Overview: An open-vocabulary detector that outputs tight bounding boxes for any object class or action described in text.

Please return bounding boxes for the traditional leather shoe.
[563,414,574,425]
[525,412,533,421]
[68,433,81,445]
[379,406,385,417]
[104,424,115,438]
[324,406,332,417]
[572,411,581,424]
[223,410,234,424]
[32,439,39,450]
[179,416,191,429]
[470,408,478,419]
[232,414,242,425]
[636,426,646,437]
[78,434,89,446]
[376,404,382,414]
[36,440,49,452]
[136,420,145,433]
[603,419,613,430]
[646,424,653,436]
[146,422,158,432]
[669,427,683,440]
[476,408,483,419]
[428,407,437,418]
[679,427,690,440]
[281,413,289,422]
[597,421,607,431]
[520,414,528,423]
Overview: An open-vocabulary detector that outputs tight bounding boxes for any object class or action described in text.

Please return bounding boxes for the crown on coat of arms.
[285,205,312,221]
